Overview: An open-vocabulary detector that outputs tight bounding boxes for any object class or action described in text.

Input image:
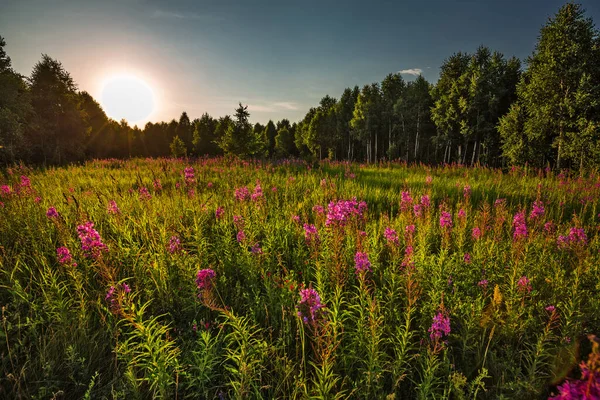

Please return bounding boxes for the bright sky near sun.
[1,0,600,125]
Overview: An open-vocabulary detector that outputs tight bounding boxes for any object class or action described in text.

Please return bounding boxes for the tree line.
[0,3,599,170]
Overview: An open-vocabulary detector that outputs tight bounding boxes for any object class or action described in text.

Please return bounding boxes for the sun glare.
[100,75,155,124]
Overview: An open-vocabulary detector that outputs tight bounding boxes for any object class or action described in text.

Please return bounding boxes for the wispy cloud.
[247,102,299,113]
[151,9,222,22]
[398,68,423,77]
[272,102,299,110]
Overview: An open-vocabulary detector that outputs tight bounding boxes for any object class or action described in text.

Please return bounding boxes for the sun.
[100,75,155,124]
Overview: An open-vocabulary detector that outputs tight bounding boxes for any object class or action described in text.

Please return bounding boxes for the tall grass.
[0,158,599,398]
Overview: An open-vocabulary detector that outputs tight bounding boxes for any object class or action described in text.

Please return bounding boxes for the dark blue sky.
[1,0,599,124]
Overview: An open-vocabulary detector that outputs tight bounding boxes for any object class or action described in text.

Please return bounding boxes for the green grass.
[1,158,599,399]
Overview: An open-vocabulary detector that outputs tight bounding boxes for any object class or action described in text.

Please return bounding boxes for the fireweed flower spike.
[77,221,108,259]
[107,200,120,215]
[168,235,182,254]
[440,211,453,229]
[529,200,545,220]
[56,246,76,266]
[46,206,59,218]
[354,251,372,276]
[296,287,325,326]
[196,269,217,306]
[513,211,528,240]
[303,223,319,245]
[517,276,532,294]
[384,227,399,245]
[428,312,451,342]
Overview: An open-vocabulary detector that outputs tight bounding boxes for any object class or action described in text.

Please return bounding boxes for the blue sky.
[1,0,599,124]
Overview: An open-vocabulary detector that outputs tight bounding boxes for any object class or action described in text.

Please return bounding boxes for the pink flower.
[77,221,108,259]
[107,200,120,215]
[325,198,367,227]
[384,227,399,245]
[428,312,451,341]
[236,230,246,243]
[297,287,325,325]
[472,227,482,240]
[57,246,75,266]
[517,276,532,294]
[251,181,263,201]
[234,186,250,201]
[440,211,453,229]
[513,212,528,240]
[138,187,152,201]
[168,235,182,254]
[303,224,319,245]
[195,269,216,292]
[463,185,471,198]
[215,206,224,219]
[529,200,545,220]
[354,252,371,275]
[46,207,59,219]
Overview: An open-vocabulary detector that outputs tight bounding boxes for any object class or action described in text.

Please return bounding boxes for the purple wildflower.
[354,252,372,275]
[545,305,555,312]
[251,181,263,201]
[196,269,216,292]
[105,286,116,301]
[558,227,588,249]
[513,212,528,240]
[384,227,399,245]
[215,206,224,219]
[472,227,482,240]
[428,312,451,341]
[234,186,250,201]
[122,283,131,294]
[107,200,120,215]
[184,167,195,185]
[413,203,423,217]
[138,187,152,201]
[296,287,325,325]
[529,200,545,220]
[236,230,246,243]
[77,221,108,259]
[168,235,182,254]
[250,243,263,254]
[303,224,319,245]
[478,279,488,289]
[464,253,471,263]
[401,191,413,212]
[440,211,453,229]
[517,276,532,294]
[421,195,431,208]
[325,198,367,227]
[56,247,75,266]
[46,206,59,219]
[463,185,471,198]
[20,175,31,188]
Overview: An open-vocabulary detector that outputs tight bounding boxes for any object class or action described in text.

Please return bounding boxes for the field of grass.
[1,158,599,399]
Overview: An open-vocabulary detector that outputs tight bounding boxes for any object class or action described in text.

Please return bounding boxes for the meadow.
[1,158,599,399]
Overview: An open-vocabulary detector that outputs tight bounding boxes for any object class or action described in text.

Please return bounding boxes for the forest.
[0,2,599,170]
